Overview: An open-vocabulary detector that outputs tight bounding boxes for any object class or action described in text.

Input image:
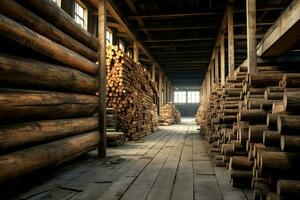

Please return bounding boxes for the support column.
[163,76,167,103]
[220,34,225,86]
[133,40,139,63]
[97,0,107,158]
[207,70,211,96]
[246,0,257,74]
[214,49,219,85]
[159,72,163,105]
[210,63,214,92]
[151,62,156,82]
[227,4,235,76]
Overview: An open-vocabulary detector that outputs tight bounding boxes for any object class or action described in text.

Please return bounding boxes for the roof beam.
[257,0,300,57]
[128,12,222,19]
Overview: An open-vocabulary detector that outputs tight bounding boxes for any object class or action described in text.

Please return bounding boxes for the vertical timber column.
[246,0,257,74]
[227,4,235,76]
[207,70,211,96]
[214,49,219,85]
[151,62,156,82]
[159,72,163,106]
[133,41,139,63]
[98,0,106,158]
[220,34,225,86]
[163,76,167,103]
[210,63,214,92]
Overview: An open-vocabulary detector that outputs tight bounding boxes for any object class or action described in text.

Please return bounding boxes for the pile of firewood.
[106,44,159,140]
[197,65,300,199]
[159,102,181,126]
[0,0,99,183]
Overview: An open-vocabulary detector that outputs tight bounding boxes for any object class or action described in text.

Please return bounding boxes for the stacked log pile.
[106,44,159,140]
[159,102,181,125]
[0,0,99,183]
[197,65,300,198]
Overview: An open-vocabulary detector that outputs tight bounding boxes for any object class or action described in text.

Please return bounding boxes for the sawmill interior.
[1,0,300,199]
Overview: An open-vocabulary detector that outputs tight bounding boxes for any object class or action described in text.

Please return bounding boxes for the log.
[280,135,300,151]
[283,92,300,113]
[277,115,300,135]
[0,92,98,123]
[260,151,300,176]
[23,0,98,51]
[0,0,97,61]
[238,109,268,124]
[272,101,285,114]
[0,14,97,75]
[249,73,284,87]
[0,117,98,152]
[263,131,280,146]
[248,125,269,143]
[282,73,300,88]
[0,131,98,183]
[229,156,254,170]
[0,54,97,94]
[266,192,280,200]
[267,113,279,131]
[277,179,300,199]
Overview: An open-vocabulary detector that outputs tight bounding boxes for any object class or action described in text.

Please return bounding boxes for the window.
[174,91,186,103]
[106,29,113,44]
[187,91,200,103]
[119,40,125,51]
[74,1,87,30]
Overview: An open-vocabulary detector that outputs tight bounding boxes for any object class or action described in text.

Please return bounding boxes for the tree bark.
[0,54,97,94]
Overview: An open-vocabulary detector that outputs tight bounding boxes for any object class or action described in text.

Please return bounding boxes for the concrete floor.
[1,120,253,200]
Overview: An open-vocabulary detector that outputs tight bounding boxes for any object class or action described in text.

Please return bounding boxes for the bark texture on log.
[0,117,98,152]
[0,54,97,94]
[0,92,98,123]
[0,131,98,183]
[0,14,97,75]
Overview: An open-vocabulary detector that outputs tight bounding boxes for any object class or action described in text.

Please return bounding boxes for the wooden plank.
[97,0,107,158]
[214,167,247,200]
[246,0,257,74]
[257,0,300,57]
[194,175,222,200]
[98,134,172,200]
[171,127,194,200]
[228,4,235,76]
[121,135,179,200]
[146,132,185,200]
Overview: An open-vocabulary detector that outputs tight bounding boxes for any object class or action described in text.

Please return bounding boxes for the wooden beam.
[159,72,163,105]
[145,38,215,42]
[128,12,222,19]
[257,0,300,57]
[138,25,217,31]
[133,40,139,63]
[227,3,235,76]
[246,0,257,74]
[97,0,106,159]
[214,49,219,84]
[152,62,156,82]
[220,34,225,86]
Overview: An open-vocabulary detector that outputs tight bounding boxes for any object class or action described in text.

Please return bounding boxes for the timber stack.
[159,102,181,126]
[197,64,300,198]
[106,108,126,146]
[106,44,159,140]
[0,0,99,183]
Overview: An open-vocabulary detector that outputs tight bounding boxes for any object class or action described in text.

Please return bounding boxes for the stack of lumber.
[106,108,125,146]
[159,102,181,126]
[0,0,99,183]
[106,44,159,140]
[198,64,300,198]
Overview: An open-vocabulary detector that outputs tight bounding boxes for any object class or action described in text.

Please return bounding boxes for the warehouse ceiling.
[88,0,292,87]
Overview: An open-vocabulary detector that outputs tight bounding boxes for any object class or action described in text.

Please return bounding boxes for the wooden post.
[220,34,225,86]
[98,0,106,159]
[159,72,163,105]
[227,4,235,76]
[246,0,257,74]
[163,76,167,103]
[210,63,215,92]
[151,62,156,82]
[207,70,211,95]
[133,41,139,63]
[214,49,219,85]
